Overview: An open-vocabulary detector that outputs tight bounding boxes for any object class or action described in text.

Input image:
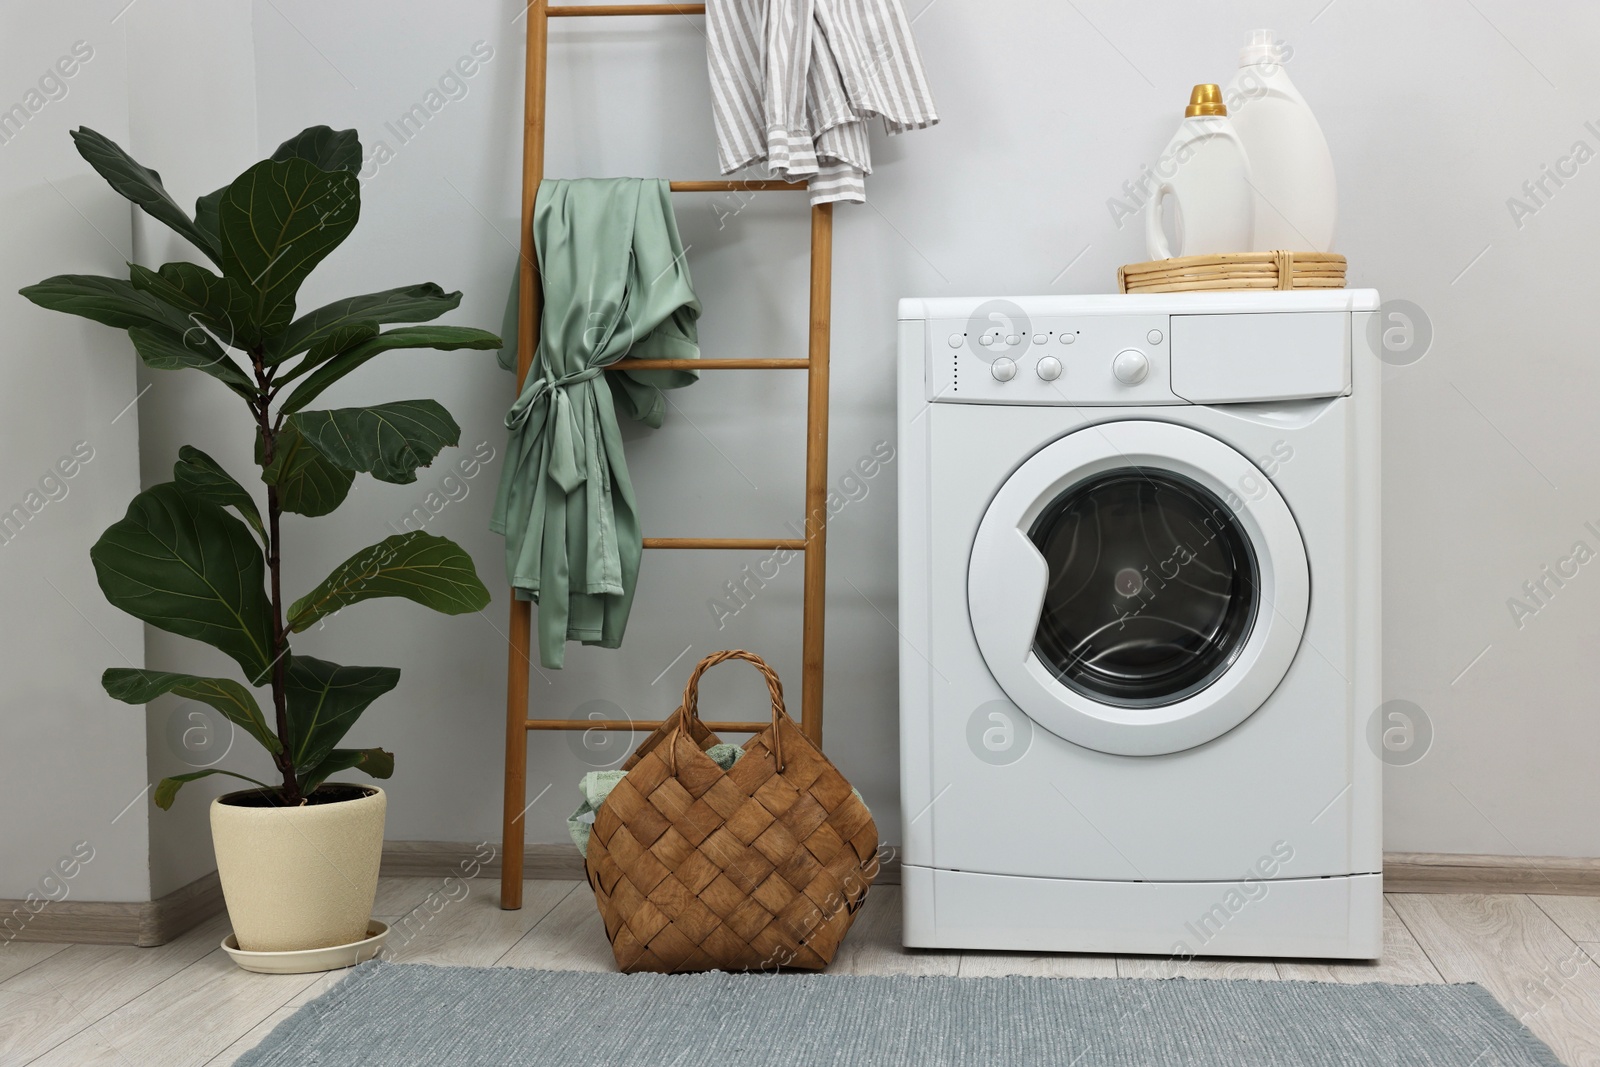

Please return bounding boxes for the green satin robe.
[490,178,699,668]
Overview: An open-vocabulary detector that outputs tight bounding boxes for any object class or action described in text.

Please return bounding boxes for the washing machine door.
[968,420,1309,756]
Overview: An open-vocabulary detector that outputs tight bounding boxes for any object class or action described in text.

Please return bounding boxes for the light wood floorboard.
[1115,954,1280,980]
[0,942,67,984]
[11,879,1600,1066]
[204,968,355,1067]
[0,987,96,1066]
[1,911,230,1021]
[2,911,232,1062]
[1275,898,1443,984]
[371,876,451,919]
[1532,894,1600,944]
[832,886,961,976]
[24,948,318,1067]
[379,877,572,968]
[494,883,609,971]
[958,949,1119,979]
[1389,893,1600,1067]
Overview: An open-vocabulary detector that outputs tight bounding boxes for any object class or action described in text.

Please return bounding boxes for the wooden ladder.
[501,1,834,909]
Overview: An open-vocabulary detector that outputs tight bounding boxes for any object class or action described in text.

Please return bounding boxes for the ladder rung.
[527,718,769,732]
[668,180,806,193]
[643,537,807,550]
[611,357,808,371]
[547,4,706,16]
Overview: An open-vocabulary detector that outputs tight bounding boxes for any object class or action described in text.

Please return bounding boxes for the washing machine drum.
[968,421,1310,756]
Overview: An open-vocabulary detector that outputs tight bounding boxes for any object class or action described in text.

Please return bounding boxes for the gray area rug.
[237,963,1561,1066]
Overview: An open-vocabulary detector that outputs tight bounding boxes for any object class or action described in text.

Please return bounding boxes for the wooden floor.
[3,878,1600,1066]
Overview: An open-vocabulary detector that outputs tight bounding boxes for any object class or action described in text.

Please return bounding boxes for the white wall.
[238,0,1600,859]
[0,4,149,902]
[8,0,1600,905]
[125,1,262,899]
[243,0,901,853]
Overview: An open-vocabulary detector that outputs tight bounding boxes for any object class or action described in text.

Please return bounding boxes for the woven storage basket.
[585,650,879,974]
[1118,250,1346,293]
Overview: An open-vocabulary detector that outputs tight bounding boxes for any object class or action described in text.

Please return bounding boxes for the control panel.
[927,313,1182,405]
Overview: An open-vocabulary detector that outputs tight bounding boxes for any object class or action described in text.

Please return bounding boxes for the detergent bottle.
[1144,84,1254,261]
[1223,29,1337,251]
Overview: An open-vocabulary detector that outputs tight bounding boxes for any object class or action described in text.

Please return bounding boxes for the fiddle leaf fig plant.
[21,126,499,808]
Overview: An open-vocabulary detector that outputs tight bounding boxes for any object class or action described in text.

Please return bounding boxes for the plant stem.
[252,346,300,805]
[266,483,298,804]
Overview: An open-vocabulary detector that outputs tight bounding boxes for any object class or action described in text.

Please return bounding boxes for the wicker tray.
[1118,250,1346,294]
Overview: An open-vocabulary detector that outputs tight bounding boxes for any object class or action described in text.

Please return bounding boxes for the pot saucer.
[222,921,389,974]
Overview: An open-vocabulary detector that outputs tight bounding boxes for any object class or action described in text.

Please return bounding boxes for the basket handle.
[680,649,789,772]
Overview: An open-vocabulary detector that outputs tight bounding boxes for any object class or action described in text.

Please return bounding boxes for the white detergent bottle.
[1144,84,1254,261]
[1223,29,1337,251]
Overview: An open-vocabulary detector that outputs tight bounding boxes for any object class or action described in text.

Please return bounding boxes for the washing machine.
[896,291,1382,959]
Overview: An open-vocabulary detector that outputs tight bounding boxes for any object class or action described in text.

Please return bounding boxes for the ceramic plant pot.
[210,784,386,956]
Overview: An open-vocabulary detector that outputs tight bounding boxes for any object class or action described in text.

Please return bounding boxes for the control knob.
[1113,349,1149,385]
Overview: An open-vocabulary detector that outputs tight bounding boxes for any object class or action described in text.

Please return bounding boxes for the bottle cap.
[1239,28,1279,66]
[1185,84,1226,117]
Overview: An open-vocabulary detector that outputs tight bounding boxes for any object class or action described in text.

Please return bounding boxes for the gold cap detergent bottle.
[1143,84,1256,261]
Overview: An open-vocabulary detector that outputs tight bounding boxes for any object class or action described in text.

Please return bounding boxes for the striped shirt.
[706,0,938,205]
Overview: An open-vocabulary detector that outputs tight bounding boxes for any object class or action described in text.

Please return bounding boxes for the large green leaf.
[194,184,226,251]
[70,127,221,265]
[193,127,359,250]
[290,400,460,484]
[258,422,354,518]
[90,482,276,684]
[129,262,260,350]
[102,668,280,754]
[215,157,360,337]
[128,325,254,397]
[154,769,272,811]
[298,321,378,377]
[20,274,183,331]
[173,445,264,541]
[22,275,254,396]
[299,748,393,794]
[284,655,400,772]
[287,531,491,632]
[272,125,362,174]
[280,326,502,413]
[267,283,463,365]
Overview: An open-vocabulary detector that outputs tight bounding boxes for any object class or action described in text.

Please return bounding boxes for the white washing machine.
[897,291,1382,960]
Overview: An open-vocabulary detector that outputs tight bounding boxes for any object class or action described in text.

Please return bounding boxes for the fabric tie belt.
[505,365,604,493]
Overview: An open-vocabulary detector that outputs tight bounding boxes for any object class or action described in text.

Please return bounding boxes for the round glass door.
[967,421,1309,756]
[1030,470,1259,708]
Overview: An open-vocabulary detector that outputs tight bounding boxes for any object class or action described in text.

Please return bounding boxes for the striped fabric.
[705,0,938,205]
